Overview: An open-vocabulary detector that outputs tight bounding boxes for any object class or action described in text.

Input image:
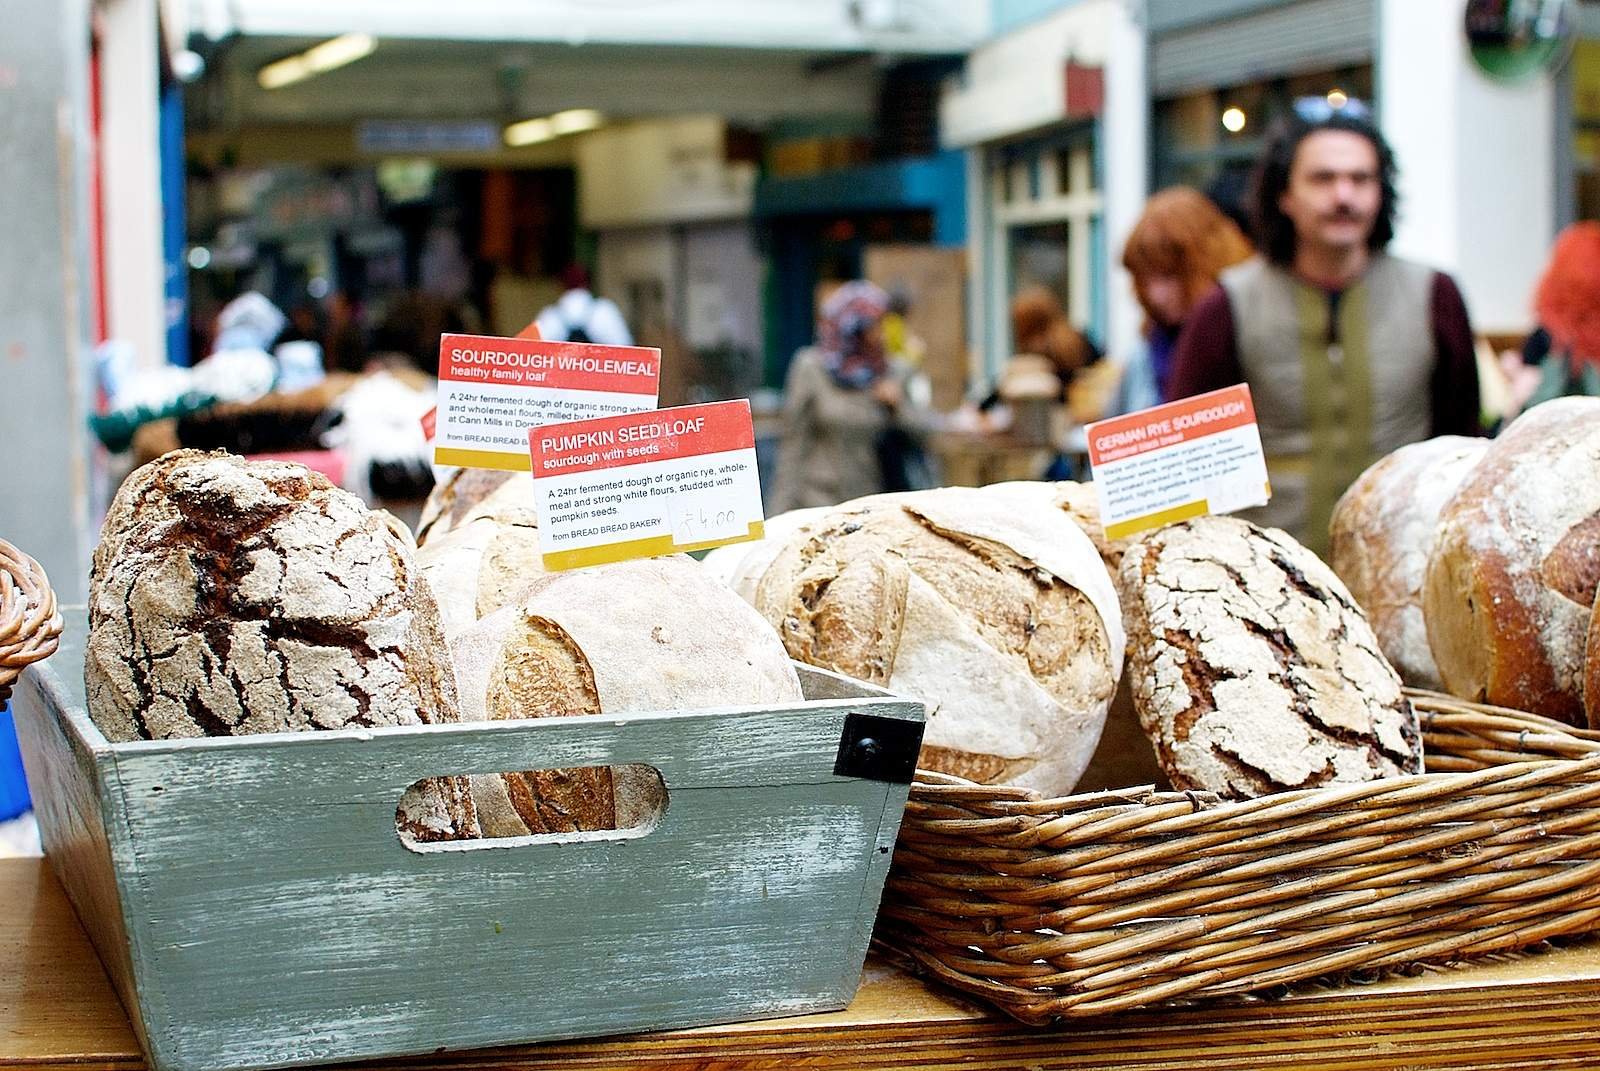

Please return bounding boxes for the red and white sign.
[433,333,661,471]
[1086,384,1270,540]
[528,400,765,571]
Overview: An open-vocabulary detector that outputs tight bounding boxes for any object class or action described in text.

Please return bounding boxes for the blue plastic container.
[0,699,32,821]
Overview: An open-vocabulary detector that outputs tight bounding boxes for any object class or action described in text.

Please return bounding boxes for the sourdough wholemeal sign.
[528,399,765,570]
[433,333,661,471]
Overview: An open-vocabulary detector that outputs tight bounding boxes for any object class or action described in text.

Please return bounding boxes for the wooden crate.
[12,620,924,1071]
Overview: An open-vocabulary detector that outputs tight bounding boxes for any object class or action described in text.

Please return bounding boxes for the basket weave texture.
[0,539,63,707]
[877,691,1600,1023]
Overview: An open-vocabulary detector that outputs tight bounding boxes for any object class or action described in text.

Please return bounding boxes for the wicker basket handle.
[0,538,64,707]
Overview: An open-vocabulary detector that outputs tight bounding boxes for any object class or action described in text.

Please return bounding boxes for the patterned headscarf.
[817,281,890,389]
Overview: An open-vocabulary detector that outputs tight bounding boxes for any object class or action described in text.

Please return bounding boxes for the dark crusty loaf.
[1329,436,1487,689]
[1423,397,1600,724]
[86,449,477,842]
[1121,515,1420,800]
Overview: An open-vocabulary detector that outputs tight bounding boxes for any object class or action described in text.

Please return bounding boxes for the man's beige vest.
[1219,254,1436,557]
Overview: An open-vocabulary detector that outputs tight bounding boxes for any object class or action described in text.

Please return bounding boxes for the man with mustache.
[1168,101,1481,558]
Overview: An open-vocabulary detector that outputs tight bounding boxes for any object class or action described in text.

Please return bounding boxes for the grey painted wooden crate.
[12,618,924,1071]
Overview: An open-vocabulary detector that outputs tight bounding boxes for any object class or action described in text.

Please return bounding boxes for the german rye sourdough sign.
[434,333,661,471]
[529,399,765,570]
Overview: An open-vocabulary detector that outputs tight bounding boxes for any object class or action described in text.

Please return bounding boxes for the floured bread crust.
[1423,398,1600,723]
[416,468,534,545]
[416,515,544,641]
[1329,437,1487,689]
[1122,516,1420,800]
[87,449,477,842]
[753,486,1121,796]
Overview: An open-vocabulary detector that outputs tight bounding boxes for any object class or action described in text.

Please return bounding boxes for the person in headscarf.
[771,280,932,511]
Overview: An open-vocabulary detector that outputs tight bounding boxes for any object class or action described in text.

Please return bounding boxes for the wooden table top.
[7,853,1600,1070]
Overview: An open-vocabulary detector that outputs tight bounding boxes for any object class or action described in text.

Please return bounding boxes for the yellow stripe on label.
[1103,499,1210,541]
[432,447,532,472]
[541,521,765,572]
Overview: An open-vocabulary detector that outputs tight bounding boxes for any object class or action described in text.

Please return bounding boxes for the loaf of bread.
[416,468,534,545]
[1588,596,1600,727]
[980,481,1134,578]
[699,506,831,603]
[1424,397,1600,723]
[752,486,1123,796]
[416,514,543,641]
[1329,437,1488,689]
[452,556,804,837]
[1121,516,1420,800]
[86,450,477,841]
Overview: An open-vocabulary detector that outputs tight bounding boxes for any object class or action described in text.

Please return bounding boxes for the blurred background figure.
[535,263,633,345]
[1008,285,1098,403]
[771,280,931,511]
[1509,221,1600,411]
[1115,187,1253,414]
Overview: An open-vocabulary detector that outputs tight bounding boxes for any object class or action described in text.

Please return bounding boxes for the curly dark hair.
[1248,110,1399,267]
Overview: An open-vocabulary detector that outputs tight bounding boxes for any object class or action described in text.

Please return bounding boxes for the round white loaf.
[416,514,544,641]
[417,468,535,546]
[86,449,477,842]
[752,486,1123,796]
[1329,436,1488,689]
[452,556,804,837]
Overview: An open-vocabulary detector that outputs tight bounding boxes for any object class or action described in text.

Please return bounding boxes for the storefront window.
[1573,37,1600,219]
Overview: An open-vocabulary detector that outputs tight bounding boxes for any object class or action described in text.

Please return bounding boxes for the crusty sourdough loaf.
[1423,397,1600,724]
[981,480,1134,577]
[1121,516,1420,800]
[86,449,477,841]
[698,506,831,603]
[416,468,533,545]
[1329,437,1488,689]
[452,556,804,837]
[1588,596,1600,727]
[752,486,1123,796]
[416,514,544,641]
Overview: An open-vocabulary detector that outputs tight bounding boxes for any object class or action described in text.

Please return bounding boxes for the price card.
[528,400,765,571]
[433,333,661,471]
[1085,383,1270,540]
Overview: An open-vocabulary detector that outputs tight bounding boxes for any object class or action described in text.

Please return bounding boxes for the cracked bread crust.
[753,486,1121,796]
[1423,397,1600,724]
[1121,516,1420,801]
[86,450,477,842]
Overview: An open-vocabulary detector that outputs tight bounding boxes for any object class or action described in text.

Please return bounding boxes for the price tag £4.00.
[528,399,765,571]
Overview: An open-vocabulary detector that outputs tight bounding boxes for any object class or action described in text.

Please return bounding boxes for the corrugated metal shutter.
[1151,0,1376,98]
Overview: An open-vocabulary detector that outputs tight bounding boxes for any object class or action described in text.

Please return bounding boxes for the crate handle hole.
[398,764,667,852]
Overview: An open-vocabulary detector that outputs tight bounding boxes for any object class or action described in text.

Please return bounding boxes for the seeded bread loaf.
[86,449,477,842]
[452,556,804,837]
[416,468,533,545]
[416,514,544,641]
[699,506,831,603]
[1121,516,1420,800]
[752,486,1123,796]
[1423,397,1600,724]
[1328,437,1488,689]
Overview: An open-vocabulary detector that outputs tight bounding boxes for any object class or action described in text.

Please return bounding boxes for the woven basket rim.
[0,538,64,706]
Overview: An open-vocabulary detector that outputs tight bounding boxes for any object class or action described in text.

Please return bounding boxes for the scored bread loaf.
[452,556,804,837]
[699,505,832,603]
[416,468,533,545]
[86,449,477,842]
[1424,397,1600,724]
[980,481,1134,577]
[1121,516,1420,800]
[416,514,543,641]
[752,486,1123,796]
[1329,436,1488,689]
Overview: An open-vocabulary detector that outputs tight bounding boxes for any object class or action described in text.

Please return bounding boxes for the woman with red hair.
[1520,222,1600,404]
[1115,187,1254,412]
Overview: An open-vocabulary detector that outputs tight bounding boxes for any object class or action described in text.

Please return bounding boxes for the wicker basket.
[876,691,1600,1023]
[0,539,62,707]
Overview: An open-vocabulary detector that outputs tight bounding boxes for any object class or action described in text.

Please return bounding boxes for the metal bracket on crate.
[833,711,924,784]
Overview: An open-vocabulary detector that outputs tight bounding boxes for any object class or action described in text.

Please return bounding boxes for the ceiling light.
[258,33,377,90]
[504,109,604,147]
[1221,106,1246,133]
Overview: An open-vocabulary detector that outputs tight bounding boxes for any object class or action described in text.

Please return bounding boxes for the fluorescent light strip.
[258,33,377,90]
[504,109,604,147]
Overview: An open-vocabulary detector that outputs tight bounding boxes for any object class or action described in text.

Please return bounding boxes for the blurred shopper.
[1115,187,1254,413]
[771,281,931,511]
[1009,286,1098,400]
[1514,221,1600,409]
[535,263,633,346]
[1169,98,1480,554]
